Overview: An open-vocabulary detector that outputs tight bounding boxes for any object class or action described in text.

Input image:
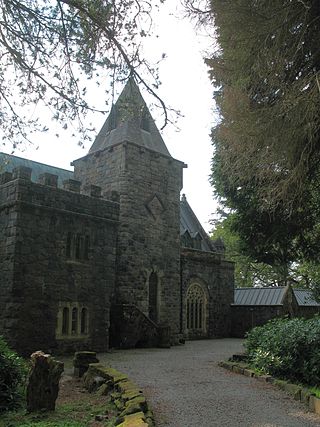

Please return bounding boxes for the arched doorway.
[186,283,207,338]
[148,271,158,323]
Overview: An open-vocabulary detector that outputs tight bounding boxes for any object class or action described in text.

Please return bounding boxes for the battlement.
[0,166,119,202]
[0,166,120,223]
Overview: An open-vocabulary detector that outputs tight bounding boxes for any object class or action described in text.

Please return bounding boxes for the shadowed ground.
[93,339,320,427]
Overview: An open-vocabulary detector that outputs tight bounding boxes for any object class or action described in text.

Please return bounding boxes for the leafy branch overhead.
[0,0,167,148]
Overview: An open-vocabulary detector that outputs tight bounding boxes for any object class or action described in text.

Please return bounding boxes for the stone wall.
[231,299,320,338]
[230,305,284,338]
[181,248,234,338]
[0,168,119,355]
[74,142,185,340]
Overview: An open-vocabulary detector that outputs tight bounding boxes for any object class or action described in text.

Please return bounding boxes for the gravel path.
[96,339,320,427]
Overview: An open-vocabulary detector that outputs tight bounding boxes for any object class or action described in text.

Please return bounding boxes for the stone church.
[0,79,234,355]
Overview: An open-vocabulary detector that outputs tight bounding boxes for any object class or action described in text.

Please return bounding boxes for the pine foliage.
[209,1,320,211]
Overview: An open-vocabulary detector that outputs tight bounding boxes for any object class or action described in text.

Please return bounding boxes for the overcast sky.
[2,2,219,232]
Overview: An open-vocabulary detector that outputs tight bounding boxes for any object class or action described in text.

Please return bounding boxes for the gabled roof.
[234,287,287,306]
[180,194,216,252]
[293,289,320,307]
[0,152,73,187]
[89,78,171,157]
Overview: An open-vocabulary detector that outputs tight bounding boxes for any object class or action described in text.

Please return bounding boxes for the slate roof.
[233,287,287,306]
[0,152,73,187]
[180,194,216,252]
[89,78,171,157]
[293,289,320,306]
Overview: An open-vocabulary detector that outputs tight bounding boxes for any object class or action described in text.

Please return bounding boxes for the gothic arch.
[185,282,208,338]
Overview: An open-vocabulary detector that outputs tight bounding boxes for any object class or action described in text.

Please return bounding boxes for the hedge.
[245,316,320,386]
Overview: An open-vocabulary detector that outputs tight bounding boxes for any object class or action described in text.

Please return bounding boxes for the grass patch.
[307,386,320,399]
[0,400,117,427]
[0,375,119,427]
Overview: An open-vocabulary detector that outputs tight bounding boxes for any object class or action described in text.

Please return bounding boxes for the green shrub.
[0,336,27,412]
[245,316,320,385]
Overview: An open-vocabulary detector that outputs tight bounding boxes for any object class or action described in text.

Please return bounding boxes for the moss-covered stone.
[243,368,255,377]
[255,374,273,383]
[116,380,140,394]
[301,388,313,404]
[309,395,320,415]
[97,382,111,396]
[232,365,244,375]
[122,389,144,402]
[111,391,121,401]
[83,364,128,391]
[114,399,124,410]
[116,411,148,427]
[120,396,147,417]
[283,383,302,400]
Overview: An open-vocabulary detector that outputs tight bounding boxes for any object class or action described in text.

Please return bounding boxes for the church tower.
[73,79,186,345]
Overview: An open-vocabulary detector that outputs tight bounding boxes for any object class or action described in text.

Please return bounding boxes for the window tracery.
[186,284,206,331]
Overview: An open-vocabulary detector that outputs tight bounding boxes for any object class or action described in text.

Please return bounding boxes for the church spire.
[89,79,171,157]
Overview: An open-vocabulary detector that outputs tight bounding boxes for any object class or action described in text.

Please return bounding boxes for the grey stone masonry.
[74,142,186,340]
[181,248,234,338]
[0,168,119,355]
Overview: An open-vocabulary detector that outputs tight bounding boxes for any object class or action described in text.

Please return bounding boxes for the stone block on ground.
[309,395,320,415]
[97,382,112,396]
[122,389,144,403]
[283,383,302,401]
[83,364,127,391]
[116,380,141,394]
[301,388,313,405]
[232,365,244,375]
[73,351,99,377]
[120,396,147,417]
[26,351,64,412]
[243,368,255,377]
[116,411,148,427]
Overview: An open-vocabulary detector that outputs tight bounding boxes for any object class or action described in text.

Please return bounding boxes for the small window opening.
[62,307,69,334]
[71,307,78,334]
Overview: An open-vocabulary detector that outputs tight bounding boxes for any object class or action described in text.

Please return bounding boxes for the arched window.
[80,308,88,334]
[149,271,158,323]
[62,307,69,335]
[71,307,78,334]
[186,284,206,331]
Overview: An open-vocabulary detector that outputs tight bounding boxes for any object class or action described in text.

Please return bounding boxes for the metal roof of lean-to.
[233,287,287,306]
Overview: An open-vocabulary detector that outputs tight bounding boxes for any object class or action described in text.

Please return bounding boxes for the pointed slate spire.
[89,79,171,156]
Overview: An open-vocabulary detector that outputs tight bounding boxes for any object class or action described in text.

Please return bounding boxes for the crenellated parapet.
[0,166,120,209]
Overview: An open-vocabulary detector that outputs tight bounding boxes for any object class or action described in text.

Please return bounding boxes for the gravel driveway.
[96,339,320,427]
